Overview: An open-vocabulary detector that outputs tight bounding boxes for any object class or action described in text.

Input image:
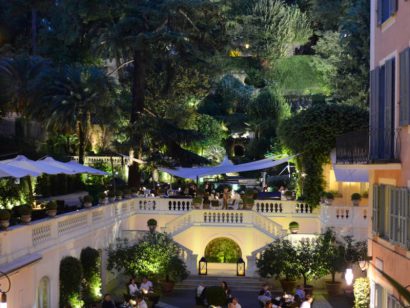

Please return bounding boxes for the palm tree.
[0,55,51,115]
[37,66,116,164]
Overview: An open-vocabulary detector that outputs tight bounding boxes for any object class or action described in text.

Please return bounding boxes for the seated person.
[136,294,148,308]
[140,276,153,293]
[228,297,242,308]
[195,283,206,305]
[128,278,139,296]
[258,290,272,305]
[295,285,305,301]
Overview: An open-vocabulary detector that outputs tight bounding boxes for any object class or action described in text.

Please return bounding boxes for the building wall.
[369,0,410,306]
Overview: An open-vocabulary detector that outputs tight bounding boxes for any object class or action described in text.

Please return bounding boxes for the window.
[378,0,398,24]
[388,295,405,308]
[37,276,50,308]
[399,48,410,126]
[373,184,410,248]
[369,58,396,161]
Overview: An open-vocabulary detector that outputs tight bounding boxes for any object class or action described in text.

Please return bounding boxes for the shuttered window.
[384,58,395,159]
[370,69,380,159]
[399,48,410,126]
[378,0,398,24]
[388,295,404,308]
[372,185,380,234]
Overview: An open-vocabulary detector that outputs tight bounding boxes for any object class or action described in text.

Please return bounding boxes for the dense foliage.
[107,232,189,282]
[204,237,242,263]
[278,103,368,205]
[59,256,84,308]
[353,277,370,308]
[80,247,102,304]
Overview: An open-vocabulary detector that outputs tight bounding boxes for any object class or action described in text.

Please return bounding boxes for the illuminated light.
[199,257,208,275]
[244,43,250,49]
[0,293,6,308]
[345,268,354,286]
[237,258,245,276]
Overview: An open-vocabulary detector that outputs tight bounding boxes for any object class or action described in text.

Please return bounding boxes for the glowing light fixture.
[237,258,245,276]
[199,257,207,275]
[344,268,354,286]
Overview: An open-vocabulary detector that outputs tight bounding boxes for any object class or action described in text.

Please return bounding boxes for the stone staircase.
[175,275,280,292]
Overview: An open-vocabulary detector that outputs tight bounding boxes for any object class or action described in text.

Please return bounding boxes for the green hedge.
[59,256,84,308]
[80,247,102,304]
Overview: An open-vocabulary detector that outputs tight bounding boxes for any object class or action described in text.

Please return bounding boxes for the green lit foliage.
[0,178,30,209]
[107,233,189,282]
[80,247,102,304]
[228,0,312,59]
[204,237,242,263]
[273,55,334,96]
[278,103,368,205]
[191,114,227,150]
[59,256,84,308]
[204,286,228,306]
[353,278,370,308]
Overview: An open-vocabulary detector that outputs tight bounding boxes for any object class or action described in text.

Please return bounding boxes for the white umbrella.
[66,160,108,175]
[0,163,41,178]
[2,155,73,175]
[38,157,78,175]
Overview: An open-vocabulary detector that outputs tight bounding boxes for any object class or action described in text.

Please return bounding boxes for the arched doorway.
[204,237,242,263]
[37,276,50,308]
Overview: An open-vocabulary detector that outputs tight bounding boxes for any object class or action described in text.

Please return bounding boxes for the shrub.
[98,192,106,200]
[80,247,102,303]
[353,277,370,308]
[108,191,115,198]
[84,195,93,203]
[147,218,157,226]
[46,200,57,210]
[325,192,334,200]
[289,221,299,229]
[193,197,203,204]
[245,188,255,197]
[351,193,362,201]
[204,286,227,306]
[211,200,220,207]
[0,209,11,220]
[59,256,84,308]
[284,190,293,197]
[19,205,32,216]
[242,197,254,205]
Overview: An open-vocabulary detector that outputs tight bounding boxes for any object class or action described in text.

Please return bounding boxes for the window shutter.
[384,58,395,160]
[389,0,398,16]
[373,185,379,234]
[370,68,380,160]
[400,48,410,126]
[377,0,383,24]
[390,187,398,242]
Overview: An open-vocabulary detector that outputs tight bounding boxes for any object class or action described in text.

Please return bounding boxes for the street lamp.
[199,257,207,275]
[344,268,354,286]
[0,271,11,308]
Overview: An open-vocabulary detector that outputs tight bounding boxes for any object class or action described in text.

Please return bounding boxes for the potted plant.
[147,218,158,233]
[83,195,93,208]
[161,255,189,294]
[19,205,32,224]
[0,209,11,230]
[108,191,116,202]
[242,197,254,210]
[289,221,299,234]
[192,197,203,209]
[351,193,361,206]
[284,191,294,201]
[131,187,139,197]
[211,200,220,208]
[116,190,123,201]
[123,189,131,199]
[362,191,369,199]
[46,200,58,217]
[98,192,108,205]
[324,192,334,205]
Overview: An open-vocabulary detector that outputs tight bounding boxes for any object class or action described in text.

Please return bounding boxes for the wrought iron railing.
[369,128,400,163]
[336,130,369,164]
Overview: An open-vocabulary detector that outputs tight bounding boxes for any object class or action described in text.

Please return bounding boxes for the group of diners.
[258,284,314,308]
[196,280,243,307]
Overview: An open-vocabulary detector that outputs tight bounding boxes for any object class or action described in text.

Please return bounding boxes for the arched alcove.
[37,276,50,308]
[204,237,242,263]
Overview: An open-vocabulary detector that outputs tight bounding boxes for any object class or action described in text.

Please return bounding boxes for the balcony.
[369,128,400,163]
[336,130,369,164]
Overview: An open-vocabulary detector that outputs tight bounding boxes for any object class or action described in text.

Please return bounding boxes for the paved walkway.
[158,290,353,308]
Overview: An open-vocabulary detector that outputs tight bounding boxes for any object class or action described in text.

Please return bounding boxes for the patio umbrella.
[0,163,41,178]
[66,160,108,176]
[2,155,72,175]
[37,157,78,175]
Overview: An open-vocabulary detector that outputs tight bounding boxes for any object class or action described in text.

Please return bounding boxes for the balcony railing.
[369,128,400,163]
[336,130,369,164]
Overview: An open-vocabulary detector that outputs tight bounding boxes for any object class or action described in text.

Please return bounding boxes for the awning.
[333,168,369,182]
[160,156,294,179]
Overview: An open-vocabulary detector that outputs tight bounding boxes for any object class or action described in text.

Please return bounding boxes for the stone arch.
[37,276,50,308]
[204,237,242,263]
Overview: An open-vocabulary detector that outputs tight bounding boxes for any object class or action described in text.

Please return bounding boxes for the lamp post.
[0,271,11,308]
[236,258,245,276]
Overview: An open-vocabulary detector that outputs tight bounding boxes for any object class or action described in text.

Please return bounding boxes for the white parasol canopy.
[0,163,41,178]
[66,160,108,175]
[160,156,294,179]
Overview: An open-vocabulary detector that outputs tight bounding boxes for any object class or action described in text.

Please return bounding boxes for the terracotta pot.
[47,209,57,217]
[148,224,157,233]
[325,199,333,205]
[21,215,32,224]
[84,202,92,208]
[280,279,296,293]
[244,203,254,210]
[352,200,360,206]
[193,203,201,209]
[290,227,299,234]
[325,281,342,296]
[0,220,10,230]
[161,280,175,294]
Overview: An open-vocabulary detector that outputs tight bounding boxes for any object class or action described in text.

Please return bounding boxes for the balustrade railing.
[254,200,315,215]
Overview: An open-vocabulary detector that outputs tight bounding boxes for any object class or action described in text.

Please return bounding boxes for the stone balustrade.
[253,200,316,215]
